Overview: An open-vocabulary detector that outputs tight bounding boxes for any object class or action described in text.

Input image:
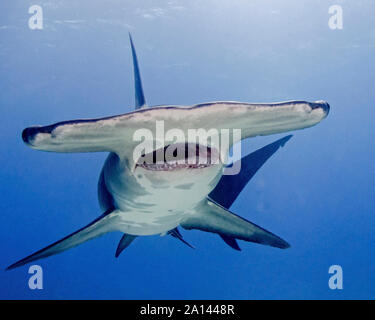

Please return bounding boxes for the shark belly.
[100,153,223,236]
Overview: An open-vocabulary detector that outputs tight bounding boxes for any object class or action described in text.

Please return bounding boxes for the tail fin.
[208,135,292,250]
[209,135,292,209]
[6,209,118,270]
[181,200,290,249]
[129,33,146,109]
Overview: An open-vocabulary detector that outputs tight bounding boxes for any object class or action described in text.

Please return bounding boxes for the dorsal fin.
[129,33,146,109]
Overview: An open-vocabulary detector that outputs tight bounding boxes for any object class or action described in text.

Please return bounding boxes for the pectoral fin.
[181,200,290,249]
[6,208,119,270]
[209,135,292,250]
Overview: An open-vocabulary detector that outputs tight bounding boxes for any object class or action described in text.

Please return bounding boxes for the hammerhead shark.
[7,35,329,270]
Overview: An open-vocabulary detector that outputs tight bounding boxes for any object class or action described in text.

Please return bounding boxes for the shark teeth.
[136,161,212,171]
[135,143,220,171]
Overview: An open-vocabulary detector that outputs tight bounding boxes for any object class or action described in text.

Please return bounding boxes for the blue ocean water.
[0,0,374,299]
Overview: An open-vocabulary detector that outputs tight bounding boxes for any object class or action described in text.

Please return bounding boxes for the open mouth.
[135,143,220,171]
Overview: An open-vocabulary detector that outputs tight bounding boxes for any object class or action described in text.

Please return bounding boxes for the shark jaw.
[130,142,224,208]
[132,143,224,201]
[135,142,221,172]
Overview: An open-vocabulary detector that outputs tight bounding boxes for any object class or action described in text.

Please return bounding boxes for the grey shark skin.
[7,35,330,270]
